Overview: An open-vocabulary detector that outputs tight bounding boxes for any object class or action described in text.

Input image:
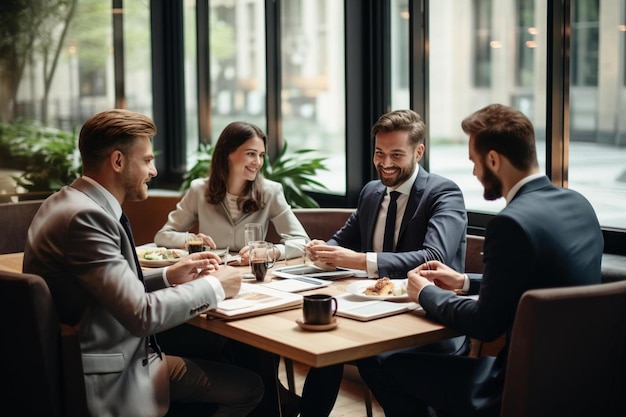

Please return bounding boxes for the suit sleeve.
[67,208,220,337]
[419,215,533,341]
[154,178,205,248]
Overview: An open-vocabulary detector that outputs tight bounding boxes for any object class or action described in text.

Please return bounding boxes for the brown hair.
[370,109,426,146]
[461,103,538,171]
[79,109,156,169]
[206,121,266,213]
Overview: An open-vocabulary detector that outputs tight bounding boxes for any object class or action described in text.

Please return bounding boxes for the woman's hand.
[197,233,217,249]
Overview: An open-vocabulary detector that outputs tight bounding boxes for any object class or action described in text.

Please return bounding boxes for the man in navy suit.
[359,103,604,416]
[307,109,467,277]
[300,109,468,416]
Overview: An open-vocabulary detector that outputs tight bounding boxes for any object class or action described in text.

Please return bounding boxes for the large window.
[281,0,346,194]
[568,0,626,229]
[427,0,547,215]
[0,0,625,243]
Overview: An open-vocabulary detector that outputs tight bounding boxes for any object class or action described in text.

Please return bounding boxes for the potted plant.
[181,140,329,208]
[0,120,81,196]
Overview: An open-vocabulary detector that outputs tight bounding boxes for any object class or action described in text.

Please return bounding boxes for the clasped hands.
[407,260,466,300]
[305,239,365,270]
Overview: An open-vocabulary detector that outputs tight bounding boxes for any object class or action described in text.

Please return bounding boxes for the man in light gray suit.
[23,109,263,417]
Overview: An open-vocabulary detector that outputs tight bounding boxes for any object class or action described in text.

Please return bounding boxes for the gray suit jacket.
[329,168,467,277]
[23,178,221,417]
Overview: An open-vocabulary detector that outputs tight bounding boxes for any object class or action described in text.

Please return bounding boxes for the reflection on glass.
[281,0,346,195]
[569,0,626,229]
[428,0,547,215]
[124,0,153,118]
[391,0,410,110]
[209,0,267,137]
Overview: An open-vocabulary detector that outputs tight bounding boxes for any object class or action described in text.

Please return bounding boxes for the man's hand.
[166,251,221,285]
[209,265,242,299]
[411,260,465,291]
[305,242,366,270]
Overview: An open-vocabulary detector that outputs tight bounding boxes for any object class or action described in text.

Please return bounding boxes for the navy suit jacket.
[419,176,604,405]
[329,168,467,278]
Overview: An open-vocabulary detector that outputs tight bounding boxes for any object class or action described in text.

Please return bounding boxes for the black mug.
[303,294,338,325]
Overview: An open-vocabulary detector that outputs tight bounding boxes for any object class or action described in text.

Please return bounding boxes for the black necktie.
[120,213,162,359]
[383,191,400,252]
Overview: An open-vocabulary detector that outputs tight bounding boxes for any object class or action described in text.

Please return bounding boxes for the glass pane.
[184,0,199,156]
[1,0,113,199]
[391,0,410,109]
[281,0,346,195]
[569,0,626,229]
[124,0,153,118]
[428,0,547,215]
[209,0,267,138]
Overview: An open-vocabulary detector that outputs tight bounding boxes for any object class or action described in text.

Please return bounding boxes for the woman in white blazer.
[154,121,308,262]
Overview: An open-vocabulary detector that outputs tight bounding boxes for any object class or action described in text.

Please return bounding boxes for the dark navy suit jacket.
[329,167,467,278]
[419,176,604,410]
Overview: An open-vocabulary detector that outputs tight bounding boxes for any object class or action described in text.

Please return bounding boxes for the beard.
[377,161,415,188]
[481,165,503,201]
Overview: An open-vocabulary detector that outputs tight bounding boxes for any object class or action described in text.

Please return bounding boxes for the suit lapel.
[362,183,386,252]
[398,169,428,243]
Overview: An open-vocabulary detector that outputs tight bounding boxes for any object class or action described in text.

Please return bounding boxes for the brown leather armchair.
[501,280,626,417]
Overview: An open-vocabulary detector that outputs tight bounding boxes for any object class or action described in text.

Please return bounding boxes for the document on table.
[335,293,420,321]
[204,283,303,320]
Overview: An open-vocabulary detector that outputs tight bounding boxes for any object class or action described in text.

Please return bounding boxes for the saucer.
[296,317,339,331]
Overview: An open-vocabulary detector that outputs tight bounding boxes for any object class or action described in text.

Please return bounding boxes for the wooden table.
[1,252,459,368]
[191,263,459,368]
[0,252,23,274]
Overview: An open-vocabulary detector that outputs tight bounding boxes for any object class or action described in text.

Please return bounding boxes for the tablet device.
[272,264,356,280]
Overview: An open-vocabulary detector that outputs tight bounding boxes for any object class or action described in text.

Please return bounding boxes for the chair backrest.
[266,208,355,243]
[501,280,626,417]
[0,270,88,417]
[0,199,44,254]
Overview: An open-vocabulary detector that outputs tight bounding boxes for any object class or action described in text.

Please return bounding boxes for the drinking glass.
[244,223,264,247]
[186,233,205,254]
[249,241,277,281]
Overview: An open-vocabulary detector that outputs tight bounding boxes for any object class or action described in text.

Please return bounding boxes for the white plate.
[136,248,187,267]
[346,279,410,301]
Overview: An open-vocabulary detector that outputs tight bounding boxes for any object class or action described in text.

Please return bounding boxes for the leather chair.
[0,270,88,417]
[0,199,44,254]
[501,280,626,417]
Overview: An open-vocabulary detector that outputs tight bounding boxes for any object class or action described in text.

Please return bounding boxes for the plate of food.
[346,277,409,301]
[136,247,187,267]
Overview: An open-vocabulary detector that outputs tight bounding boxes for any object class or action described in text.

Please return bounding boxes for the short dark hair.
[79,109,156,168]
[371,109,426,146]
[206,121,266,212]
[461,103,538,171]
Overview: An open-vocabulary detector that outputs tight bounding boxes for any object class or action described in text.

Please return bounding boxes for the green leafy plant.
[0,120,81,193]
[181,140,329,208]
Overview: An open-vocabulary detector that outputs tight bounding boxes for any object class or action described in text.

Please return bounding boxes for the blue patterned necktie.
[120,213,162,358]
[383,191,400,252]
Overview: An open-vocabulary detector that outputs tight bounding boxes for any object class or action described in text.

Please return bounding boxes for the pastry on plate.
[364,277,394,296]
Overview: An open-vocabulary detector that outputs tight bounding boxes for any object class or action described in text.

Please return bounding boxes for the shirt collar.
[505,173,545,204]
[387,164,420,196]
[81,175,123,220]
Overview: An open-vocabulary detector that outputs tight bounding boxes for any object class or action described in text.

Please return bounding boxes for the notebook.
[335,293,420,321]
